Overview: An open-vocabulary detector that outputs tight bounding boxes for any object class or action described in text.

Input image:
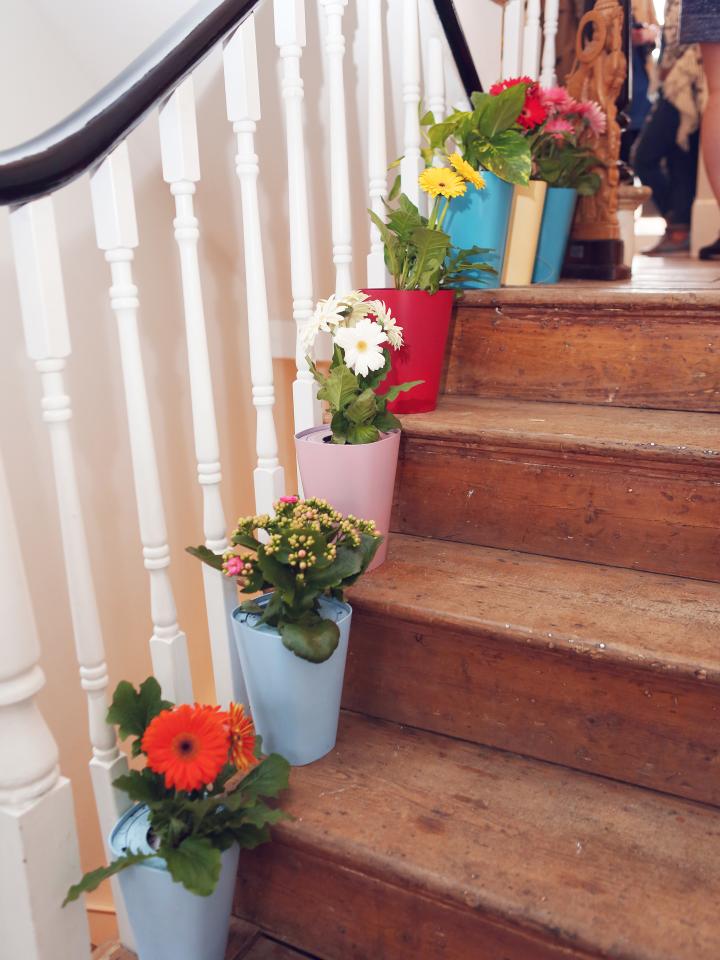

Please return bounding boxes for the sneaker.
[699,235,720,260]
[643,232,690,256]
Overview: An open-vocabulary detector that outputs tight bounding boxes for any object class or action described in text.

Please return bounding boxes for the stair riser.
[234,846,597,960]
[344,611,720,806]
[393,437,720,581]
[444,303,720,411]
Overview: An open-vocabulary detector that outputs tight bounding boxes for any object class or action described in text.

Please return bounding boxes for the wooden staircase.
[233,275,720,959]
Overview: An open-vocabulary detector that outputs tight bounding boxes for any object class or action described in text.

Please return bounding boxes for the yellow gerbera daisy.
[449,153,485,190]
[418,167,467,199]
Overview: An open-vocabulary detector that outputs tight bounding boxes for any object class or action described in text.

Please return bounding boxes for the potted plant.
[367,184,492,413]
[189,497,381,764]
[65,678,289,960]
[425,81,533,286]
[532,88,605,283]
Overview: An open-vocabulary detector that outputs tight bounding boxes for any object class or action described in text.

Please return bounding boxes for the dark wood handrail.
[0,0,482,207]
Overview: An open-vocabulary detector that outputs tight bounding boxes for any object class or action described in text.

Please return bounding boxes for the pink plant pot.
[295,426,400,571]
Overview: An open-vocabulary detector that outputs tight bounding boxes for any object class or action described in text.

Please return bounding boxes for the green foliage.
[369,193,494,293]
[64,851,154,905]
[424,86,532,185]
[534,139,603,194]
[106,677,172,756]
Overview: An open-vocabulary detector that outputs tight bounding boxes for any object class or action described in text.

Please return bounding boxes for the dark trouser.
[631,95,700,227]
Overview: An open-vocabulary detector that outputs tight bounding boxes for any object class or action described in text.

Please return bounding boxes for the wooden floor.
[92,918,317,960]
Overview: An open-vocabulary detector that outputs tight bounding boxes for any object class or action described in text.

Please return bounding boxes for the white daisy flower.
[314,295,346,332]
[333,318,387,377]
[366,299,403,349]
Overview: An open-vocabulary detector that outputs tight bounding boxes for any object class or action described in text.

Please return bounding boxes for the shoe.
[643,233,690,256]
[699,235,720,260]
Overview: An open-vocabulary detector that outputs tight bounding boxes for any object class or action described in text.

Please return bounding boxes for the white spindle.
[9,197,135,947]
[224,16,286,515]
[427,36,446,168]
[366,0,388,286]
[522,0,542,80]
[320,0,353,293]
[539,0,560,88]
[0,448,90,959]
[158,79,246,708]
[90,143,193,704]
[401,0,424,209]
[274,0,321,434]
[502,0,525,79]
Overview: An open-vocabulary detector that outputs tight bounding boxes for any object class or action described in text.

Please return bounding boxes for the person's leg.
[700,43,720,203]
[667,129,700,230]
[631,97,678,219]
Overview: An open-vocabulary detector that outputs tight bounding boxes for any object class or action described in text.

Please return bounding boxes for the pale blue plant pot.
[232,593,352,766]
[532,186,578,284]
[109,805,239,960]
[443,170,514,288]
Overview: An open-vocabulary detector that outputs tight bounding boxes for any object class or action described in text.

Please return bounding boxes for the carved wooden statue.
[565,0,626,246]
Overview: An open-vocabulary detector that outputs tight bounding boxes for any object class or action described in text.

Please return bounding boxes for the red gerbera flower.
[489,75,533,96]
[142,704,230,792]
[518,87,547,129]
[227,702,258,772]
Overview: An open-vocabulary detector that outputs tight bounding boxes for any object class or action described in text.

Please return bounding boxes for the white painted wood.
[274,0,321,436]
[320,0,353,293]
[522,0,542,81]
[427,35,446,168]
[224,16,286,515]
[539,0,560,87]
[9,196,135,947]
[158,79,246,708]
[90,143,193,705]
[401,0,424,210]
[366,0,389,287]
[0,447,90,959]
[502,0,525,80]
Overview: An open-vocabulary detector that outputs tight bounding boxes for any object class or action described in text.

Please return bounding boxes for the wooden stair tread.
[350,534,720,680]
[92,921,308,959]
[253,713,720,960]
[400,397,720,464]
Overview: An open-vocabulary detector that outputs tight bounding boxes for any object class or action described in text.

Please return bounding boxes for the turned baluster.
[427,36,446,167]
[502,0,525,79]
[90,142,193,704]
[539,0,561,87]
[367,0,389,286]
[522,0,543,80]
[401,0,424,210]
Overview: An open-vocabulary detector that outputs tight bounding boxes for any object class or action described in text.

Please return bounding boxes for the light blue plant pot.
[232,594,352,766]
[532,186,578,284]
[109,805,239,960]
[443,170,514,288]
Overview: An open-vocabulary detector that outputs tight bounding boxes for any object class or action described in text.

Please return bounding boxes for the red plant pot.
[363,288,454,414]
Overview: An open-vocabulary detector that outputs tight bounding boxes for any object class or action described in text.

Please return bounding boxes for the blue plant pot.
[232,594,352,766]
[532,187,578,284]
[443,170,514,288]
[110,805,239,960]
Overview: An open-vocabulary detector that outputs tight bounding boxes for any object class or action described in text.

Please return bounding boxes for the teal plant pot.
[532,187,578,284]
[110,805,239,960]
[232,594,352,766]
[443,171,514,288]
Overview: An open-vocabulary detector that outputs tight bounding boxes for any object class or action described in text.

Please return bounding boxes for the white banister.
[158,78,246,708]
[224,15,286,515]
[502,0,525,80]
[367,0,388,286]
[522,0,542,81]
[401,0,424,209]
[427,36,446,168]
[539,0,560,88]
[90,142,193,705]
[0,448,90,959]
[320,0,353,293]
[274,0,321,435]
[9,196,135,947]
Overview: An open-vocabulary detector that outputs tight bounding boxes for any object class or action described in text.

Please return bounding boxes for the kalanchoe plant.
[65,678,289,903]
[302,291,420,444]
[189,497,382,662]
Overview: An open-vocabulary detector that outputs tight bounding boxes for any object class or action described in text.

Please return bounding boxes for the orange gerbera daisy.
[227,702,258,772]
[142,704,230,792]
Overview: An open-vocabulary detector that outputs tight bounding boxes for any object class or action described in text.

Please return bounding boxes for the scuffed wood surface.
[235,713,720,960]
[93,918,261,960]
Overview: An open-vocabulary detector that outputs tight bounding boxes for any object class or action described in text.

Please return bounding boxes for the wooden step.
[344,534,720,806]
[234,713,720,960]
[444,286,720,411]
[393,397,720,581]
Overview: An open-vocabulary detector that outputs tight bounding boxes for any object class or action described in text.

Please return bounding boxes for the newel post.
[0,448,90,959]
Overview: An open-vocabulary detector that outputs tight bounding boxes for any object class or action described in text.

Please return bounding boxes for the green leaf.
[346,423,380,445]
[373,409,402,432]
[345,388,377,426]
[240,801,288,829]
[315,362,359,415]
[186,544,225,571]
[163,836,221,897]
[236,753,291,803]
[477,83,527,137]
[113,768,168,804]
[279,618,340,663]
[64,852,155,906]
[420,109,435,126]
[305,544,363,589]
[407,226,450,292]
[387,173,401,201]
[383,379,423,402]
[256,548,297,593]
[475,131,531,184]
[106,678,173,754]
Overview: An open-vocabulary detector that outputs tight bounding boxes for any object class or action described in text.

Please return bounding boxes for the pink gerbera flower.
[575,100,607,136]
[544,117,575,140]
[539,86,574,114]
